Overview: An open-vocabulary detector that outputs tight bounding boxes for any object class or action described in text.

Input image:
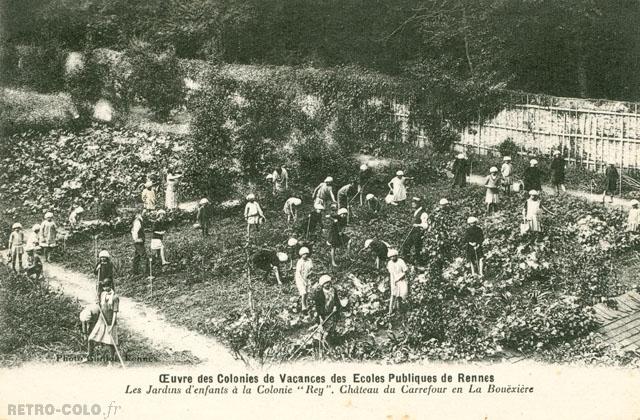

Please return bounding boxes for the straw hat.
[387,248,399,258]
[490,167,498,173]
[287,238,298,247]
[439,198,449,206]
[276,252,289,263]
[298,247,310,256]
[467,216,478,224]
[337,208,348,216]
[319,275,332,286]
[246,193,255,200]
[98,250,110,258]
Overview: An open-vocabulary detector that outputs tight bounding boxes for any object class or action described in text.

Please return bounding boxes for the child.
[602,162,619,205]
[523,190,545,242]
[94,250,115,301]
[79,303,100,360]
[358,164,372,206]
[327,208,351,267]
[40,212,57,263]
[26,224,40,249]
[626,199,640,234]
[304,203,324,240]
[337,182,357,211]
[196,198,211,236]
[271,166,289,194]
[501,156,513,194]
[484,167,501,215]
[151,210,170,267]
[313,275,340,336]
[402,197,429,264]
[523,159,543,193]
[295,247,313,311]
[388,171,411,205]
[283,197,302,224]
[363,238,389,270]
[87,279,119,363]
[365,193,381,213]
[387,249,408,315]
[141,181,157,210]
[244,194,265,240]
[452,154,469,188]
[312,177,336,209]
[68,205,84,227]
[24,246,43,280]
[464,217,484,277]
[251,249,288,285]
[8,223,25,272]
[550,150,566,195]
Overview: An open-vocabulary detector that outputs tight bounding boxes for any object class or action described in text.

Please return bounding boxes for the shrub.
[125,43,185,120]
[65,50,106,120]
[429,124,460,153]
[0,88,78,135]
[12,43,67,93]
[498,137,519,158]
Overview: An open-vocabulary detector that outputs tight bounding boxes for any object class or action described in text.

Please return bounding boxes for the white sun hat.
[467,216,478,224]
[98,250,110,258]
[530,159,538,166]
[287,238,298,247]
[529,190,539,196]
[364,239,373,249]
[145,180,153,188]
[12,222,22,229]
[199,198,209,205]
[319,274,332,286]
[503,156,511,161]
[412,197,421,202]
[365,193,375,200]
[45,212,53,219]
[337,208,348,216]
[457,153,465,159]
[314,203,325,210]
[246,193,255,200]
[298,247,310,256]
[553,150,561,155]
[266,173,274,180]
[439,198,449,205]
[396,170,404,176]
[324,176,333,183]
[75,206,84,213]
[387,248,399,258]
[32,224,41,231]
[490,166,498,173]
[360,164,368,171]
[630,199,639,206]
[291,198,302,206]
[276,252,289,262]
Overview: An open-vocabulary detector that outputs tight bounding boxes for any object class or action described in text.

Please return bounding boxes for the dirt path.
[467,174,634,209]
[43,263,239,367]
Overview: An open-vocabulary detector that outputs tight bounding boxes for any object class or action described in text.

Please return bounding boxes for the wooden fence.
[393,92,640,171]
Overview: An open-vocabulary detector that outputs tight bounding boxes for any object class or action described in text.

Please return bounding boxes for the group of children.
[7,211,58,275]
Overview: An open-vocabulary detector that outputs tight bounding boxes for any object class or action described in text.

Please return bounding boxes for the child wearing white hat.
[550,150,566,195]
[40,212,58,263]
[387,248,408,315]
[501,156,513,194]
[626,199,640,233]
[452,153,469,188]
[94,249,115,301]
[304,203,325,240]
[327,208,351,266]
[484,167,502,215]
[141,180,157,210]
[388,170,412,205]
[365,193,381,213]
[523,190,547,241]
[312,177,336,209]
[295,247,314,311]
[358,163,372,206]
[464,217,484,277]
[244,194,265,241]
[283,197,302,224]
[523,159,543,193]
[8,222,25,272]
[251,249,288,285]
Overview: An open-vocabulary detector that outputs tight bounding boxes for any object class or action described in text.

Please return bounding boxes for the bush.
[0,88,78,135]
[125,43,185,120]
[498,137,519,158]
[429,124,460,153]
[10,44,67,93]
[65,50,106,119]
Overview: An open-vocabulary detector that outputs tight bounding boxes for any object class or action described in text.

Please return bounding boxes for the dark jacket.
[252,250,279,272]
[523,167,543,191]
[605,166,619,191]
[550,157,565,184]
[452,158,469,186]
[313,286,340,322]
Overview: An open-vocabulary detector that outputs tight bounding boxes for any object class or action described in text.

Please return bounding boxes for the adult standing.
[387,249,408,315]
[602,162,619,205]
[165,168,183,210]
[312,177,336,209]
[94,250,115,302]
[464,217,484,277]
[327,208,351,267]
[550,150,566,195]
[294,247,313,311]
[452,153,469,188]
[131,212,149,276]
[388,170,411,205]
[402,197,429,263]
[40,212,58,263]
[271,166,289,194]
[523,159,543,193]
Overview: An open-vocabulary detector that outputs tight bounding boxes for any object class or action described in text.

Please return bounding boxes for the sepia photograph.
[1,1,639,419]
